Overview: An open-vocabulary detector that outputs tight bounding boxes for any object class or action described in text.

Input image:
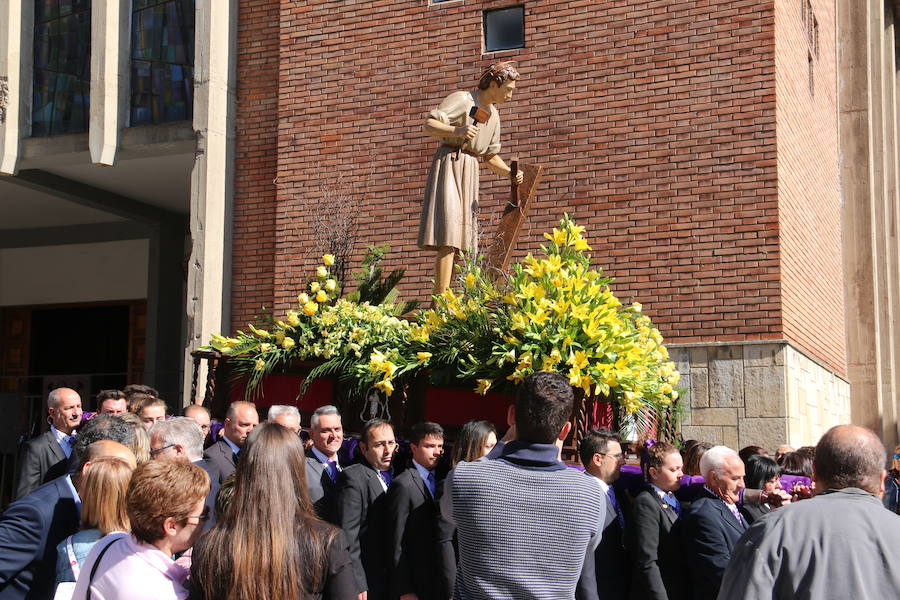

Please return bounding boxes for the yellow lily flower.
[322,254,335,266]
[475,379,493,395]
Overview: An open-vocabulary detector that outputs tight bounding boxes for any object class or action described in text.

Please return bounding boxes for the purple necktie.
[726,502,745,526]
[326,460,338,483]
[380,470,392,487]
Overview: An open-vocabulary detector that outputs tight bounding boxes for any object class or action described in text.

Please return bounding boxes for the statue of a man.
[418,61,525,295]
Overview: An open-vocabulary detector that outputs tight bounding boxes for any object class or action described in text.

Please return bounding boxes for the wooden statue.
[418,62,525,295]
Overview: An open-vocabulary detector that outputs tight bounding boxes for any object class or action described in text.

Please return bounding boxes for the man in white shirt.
[580,429,627,598]
[305,405,345,521]
[337,419,398,600]
[14,387,82,499]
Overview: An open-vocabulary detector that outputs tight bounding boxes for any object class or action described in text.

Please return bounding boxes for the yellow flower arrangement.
[205,217,680,429]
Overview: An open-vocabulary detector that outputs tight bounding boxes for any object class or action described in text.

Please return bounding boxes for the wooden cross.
[484,158,544,274]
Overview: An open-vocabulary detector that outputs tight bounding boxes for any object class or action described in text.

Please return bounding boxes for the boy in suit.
[386,422,452,600]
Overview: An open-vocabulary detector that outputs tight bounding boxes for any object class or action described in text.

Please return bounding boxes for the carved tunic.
[418,90,501,252]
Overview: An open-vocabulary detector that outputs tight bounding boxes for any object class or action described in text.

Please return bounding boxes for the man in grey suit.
[306,405,344,522]
[202,400,258,484]
[720,424,900,599]
[14,388,82,499]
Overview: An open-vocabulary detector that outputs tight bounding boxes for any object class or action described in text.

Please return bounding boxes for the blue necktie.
[608,487,625,530]
[380,470,392,487]
[62,436,75,458]
[426,471,436,498]
[663,492,681,516]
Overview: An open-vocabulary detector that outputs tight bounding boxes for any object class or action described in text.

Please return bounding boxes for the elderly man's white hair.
[149,417,204,461]
[310,404,340,429]
[699,445,740,477]
[267,404,301,422]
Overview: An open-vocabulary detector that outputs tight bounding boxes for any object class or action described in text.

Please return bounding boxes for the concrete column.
[839,0,882,432]
[89,0,131,165]
[182,0,237,406]
[883,2,900,448]
[0,0,33,175]
[870,0,898,446]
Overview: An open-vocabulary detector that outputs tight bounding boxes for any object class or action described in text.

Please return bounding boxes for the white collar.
[588,472,610,494]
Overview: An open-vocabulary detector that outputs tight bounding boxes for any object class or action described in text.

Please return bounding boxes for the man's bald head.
[83,440,137,471]
[814,424,886,495]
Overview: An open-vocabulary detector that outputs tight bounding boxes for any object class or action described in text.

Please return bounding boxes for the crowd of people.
[2,373,900,600]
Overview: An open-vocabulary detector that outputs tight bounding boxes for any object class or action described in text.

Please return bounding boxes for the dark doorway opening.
[28,304,130,407]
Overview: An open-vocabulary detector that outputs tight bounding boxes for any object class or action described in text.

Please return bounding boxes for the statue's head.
[478,61,520,89]
[477,62,520,103]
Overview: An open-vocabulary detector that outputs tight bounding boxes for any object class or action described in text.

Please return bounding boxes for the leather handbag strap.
[85,537,121,600]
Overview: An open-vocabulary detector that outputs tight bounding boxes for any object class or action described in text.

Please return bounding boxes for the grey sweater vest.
[450,458,603,600]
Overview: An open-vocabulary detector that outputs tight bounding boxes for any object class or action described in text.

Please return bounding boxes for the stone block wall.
[674,341,849,449]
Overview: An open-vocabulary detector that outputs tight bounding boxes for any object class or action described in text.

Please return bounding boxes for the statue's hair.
[478,61,520,90]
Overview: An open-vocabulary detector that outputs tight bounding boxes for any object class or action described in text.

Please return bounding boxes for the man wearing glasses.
[336,419,398,600]
[149,417,218,530]
[580,428,630,599]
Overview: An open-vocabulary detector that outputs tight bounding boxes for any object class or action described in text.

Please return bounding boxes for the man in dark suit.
[202,400,258,484]
[149,417,219,530]
[386,422,454,600]
[579,428,630,600]
[0,439,136,600]
[183,403,212,447]
[629,442,686,600]
[305,405,345,522]
[337,419,398,600]
[14,388,82,500]
[679,445,747,600]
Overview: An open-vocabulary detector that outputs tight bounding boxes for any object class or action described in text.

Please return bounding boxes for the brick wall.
[232,2,812,356]
[775,0,845,375]
[230,0,280,331]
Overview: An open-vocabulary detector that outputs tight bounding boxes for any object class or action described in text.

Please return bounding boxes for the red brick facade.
[231,0,844,375]
[231,0,280,328]
[775,0,845,375]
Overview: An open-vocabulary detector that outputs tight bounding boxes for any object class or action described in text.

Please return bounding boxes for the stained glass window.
[130,0,195,127]
[32,0,92,137]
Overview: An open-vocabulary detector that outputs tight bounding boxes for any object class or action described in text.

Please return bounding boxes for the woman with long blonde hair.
[190,422,355,600]
[55,456,134,586]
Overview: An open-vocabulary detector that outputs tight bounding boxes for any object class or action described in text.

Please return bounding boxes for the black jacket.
[679,488,747,600]
[336,463,391,599]
[592,485,630,599]
[385,467,454,600]
[628,486,687,600]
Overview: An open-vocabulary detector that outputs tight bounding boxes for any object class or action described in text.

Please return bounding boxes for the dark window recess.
[484,6,525,52]
[32,0,92,137]
[130,0,195,127]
